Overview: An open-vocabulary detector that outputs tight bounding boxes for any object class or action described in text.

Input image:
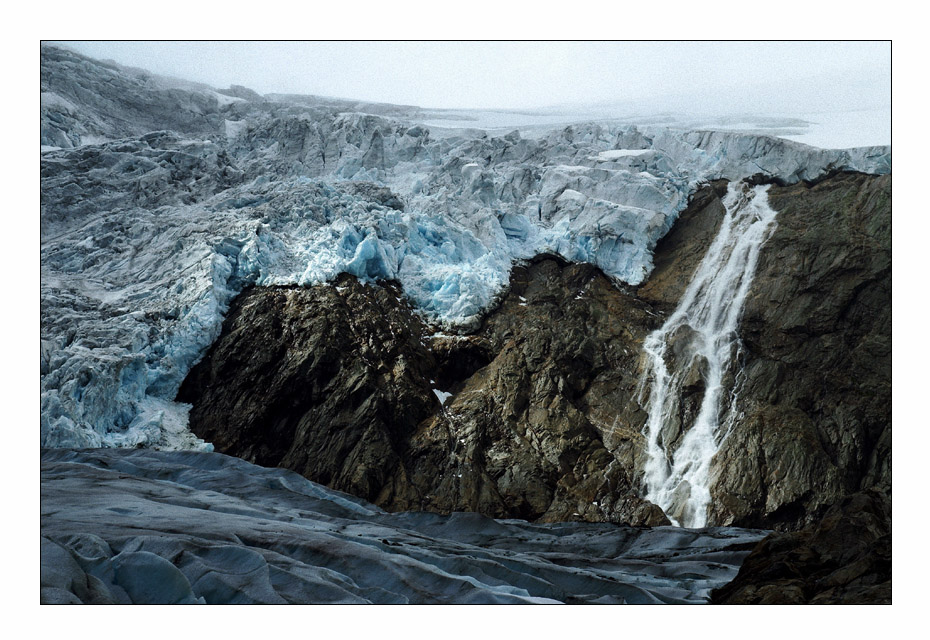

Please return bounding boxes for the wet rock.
[634,174,891,531]
[637,179,729,311]
[707,172,891,530]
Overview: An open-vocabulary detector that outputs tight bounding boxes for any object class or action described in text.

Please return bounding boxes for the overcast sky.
[58,41,890,114]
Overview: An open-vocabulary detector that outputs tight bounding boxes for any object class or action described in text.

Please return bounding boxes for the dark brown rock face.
[178,261,669,526]
[178,171,890,536]
[381,256,667,525]
[637,179,730,312]
[706,173,891,530]
[634,173,891,531]
[711,490,891,604]
[177,277,438,501]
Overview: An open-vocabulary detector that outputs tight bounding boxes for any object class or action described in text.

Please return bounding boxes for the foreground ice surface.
[41,448,768,604]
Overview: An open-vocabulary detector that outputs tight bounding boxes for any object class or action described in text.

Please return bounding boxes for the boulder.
[711,490,891,604]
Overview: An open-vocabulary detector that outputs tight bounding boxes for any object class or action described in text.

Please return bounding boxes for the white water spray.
[639,182,779,527]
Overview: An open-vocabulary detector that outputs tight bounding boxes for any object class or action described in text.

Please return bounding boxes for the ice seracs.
[40,45,891,451]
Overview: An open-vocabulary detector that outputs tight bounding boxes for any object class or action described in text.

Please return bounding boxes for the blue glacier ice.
[40,54,891,450]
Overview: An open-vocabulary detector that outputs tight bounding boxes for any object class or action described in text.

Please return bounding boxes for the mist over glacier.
[40,44,890,456]
[57,40,890,150]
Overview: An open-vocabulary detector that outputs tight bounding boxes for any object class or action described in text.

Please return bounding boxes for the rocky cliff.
[178,259,669,526]
[635,172,890,531]
[178,171,890,535]
[709,172,891,529]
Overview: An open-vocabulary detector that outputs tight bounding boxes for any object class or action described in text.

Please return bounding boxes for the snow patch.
[592,149,650,161]
[224,119,249,139]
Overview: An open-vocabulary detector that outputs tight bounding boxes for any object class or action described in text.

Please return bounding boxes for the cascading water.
[639,182,779,527]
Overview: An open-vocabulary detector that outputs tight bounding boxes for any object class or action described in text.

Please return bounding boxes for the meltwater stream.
[639,182,779,527]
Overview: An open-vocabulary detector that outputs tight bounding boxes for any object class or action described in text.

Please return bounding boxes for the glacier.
[40,46,891,451]
[41,448,768,604]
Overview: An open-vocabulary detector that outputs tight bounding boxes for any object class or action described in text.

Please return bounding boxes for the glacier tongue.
[41,448,770,604]
[41,66,891,450]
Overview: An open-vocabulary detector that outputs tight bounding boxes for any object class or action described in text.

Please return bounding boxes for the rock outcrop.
[634,173,891,531]
[711,490,891,604]
[636,179,730,311]
[178,277,439,504]
[707,172,891,530]
[380,256,668,525]
[179,259,669,526]
[178,171,891,534]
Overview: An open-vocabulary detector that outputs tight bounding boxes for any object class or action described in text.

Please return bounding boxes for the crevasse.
[639,182,779,527]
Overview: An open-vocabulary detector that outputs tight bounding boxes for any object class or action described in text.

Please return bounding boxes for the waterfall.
[639,182,779,527]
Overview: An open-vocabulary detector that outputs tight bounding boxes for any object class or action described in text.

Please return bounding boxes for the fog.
[58,41,889,114]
